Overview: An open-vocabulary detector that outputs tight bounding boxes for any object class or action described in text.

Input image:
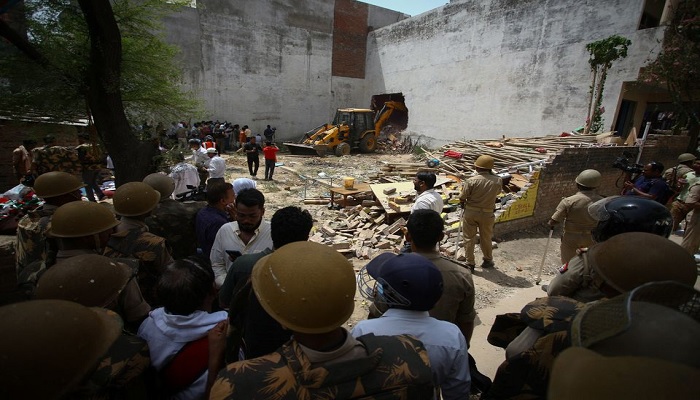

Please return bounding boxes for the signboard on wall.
[495,173,540,223]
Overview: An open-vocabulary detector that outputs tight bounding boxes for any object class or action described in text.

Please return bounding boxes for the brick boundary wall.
[0,119,82,192]
[493,135,690,237]
[332,0,368,78]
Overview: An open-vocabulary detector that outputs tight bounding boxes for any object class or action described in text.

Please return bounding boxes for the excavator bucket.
[284,143,328,156]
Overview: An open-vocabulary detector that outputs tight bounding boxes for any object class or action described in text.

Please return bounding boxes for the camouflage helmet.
[678,153,696,163]
[0,300,122,399]
[48,201,119,237]
[113,181,160,217]
[35,254,133,308]
[142,173,175,200]
[586,232,697,295]
[33,171,84,198]
[474,155,495,169]
[252,241,356,334]
[575,169,601,188]
[588,196,672,242]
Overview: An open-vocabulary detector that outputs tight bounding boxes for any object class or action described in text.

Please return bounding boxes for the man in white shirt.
[411,172,444,213]
[169,153,201,199]
[354,252,471,400]
[189,138,209,183]
[210,188,272,287]
[206,148,226,189]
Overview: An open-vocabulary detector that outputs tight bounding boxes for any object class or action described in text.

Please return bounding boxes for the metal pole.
[635,122,652,165]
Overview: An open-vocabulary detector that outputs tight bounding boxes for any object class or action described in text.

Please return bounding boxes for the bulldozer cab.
[333,109,374,142]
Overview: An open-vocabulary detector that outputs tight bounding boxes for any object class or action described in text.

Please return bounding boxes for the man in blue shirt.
[623,161,670,204]
[195,182,235,259]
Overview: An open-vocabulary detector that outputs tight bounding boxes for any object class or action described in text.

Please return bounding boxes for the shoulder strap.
[160,336,209,394]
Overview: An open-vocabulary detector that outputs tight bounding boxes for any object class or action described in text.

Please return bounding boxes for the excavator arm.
[373,101,407,134]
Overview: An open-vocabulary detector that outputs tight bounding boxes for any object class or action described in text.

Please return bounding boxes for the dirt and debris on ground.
[219,150,564,330]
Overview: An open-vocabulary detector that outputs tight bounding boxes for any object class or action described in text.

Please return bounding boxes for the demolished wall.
[493,134,689,236]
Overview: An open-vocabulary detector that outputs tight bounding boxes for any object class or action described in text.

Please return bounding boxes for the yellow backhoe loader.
[284,101,407,156]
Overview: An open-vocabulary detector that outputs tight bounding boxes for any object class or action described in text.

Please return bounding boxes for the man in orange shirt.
[262,141,279,181]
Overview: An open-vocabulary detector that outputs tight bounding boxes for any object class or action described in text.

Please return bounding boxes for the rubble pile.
[426,134,609,175]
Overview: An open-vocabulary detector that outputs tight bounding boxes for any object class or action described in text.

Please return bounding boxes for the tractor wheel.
[359,134,377,153]
[335,142,351,157]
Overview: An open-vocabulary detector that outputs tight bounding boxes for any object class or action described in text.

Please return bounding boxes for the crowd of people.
[3,145,700,399]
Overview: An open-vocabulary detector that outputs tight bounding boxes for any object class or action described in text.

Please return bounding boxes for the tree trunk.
[77,0,156,185]
[583,67,598,135]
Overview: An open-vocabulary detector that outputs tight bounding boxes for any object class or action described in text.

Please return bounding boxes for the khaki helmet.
[0,300,122,399]
[33,171,84,198]
[549,347,700,399]
[113,181,161,216]
[678,153,696,163]
[474,155,495,169]
[252,241,356,334]
[35,254,133,308]
[143,173,175,200]
[586,232,697,294]
[575,169,601,188]
[48,201,119,237]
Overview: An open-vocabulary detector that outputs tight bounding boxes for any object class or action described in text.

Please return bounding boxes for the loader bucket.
[284,143,328,156]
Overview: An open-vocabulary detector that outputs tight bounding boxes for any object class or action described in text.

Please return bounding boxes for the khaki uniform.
[680,183,700,254]
[663,164,693,185]
[670,171,700,231]
[423,252,476,340]
[546,250,606,303]
[550,190,602,263]
[15,204,58,278]
[210,333,435,400]
[460,172,502,264]
[104,218,173,306]
[485,296,585,400]
[145,199,205,259]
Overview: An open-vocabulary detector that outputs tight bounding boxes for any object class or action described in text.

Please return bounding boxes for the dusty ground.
[222,150,564,376]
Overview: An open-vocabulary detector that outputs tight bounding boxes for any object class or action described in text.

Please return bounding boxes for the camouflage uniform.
[104,218,173,306]
[67,330,151,399]
[484,296,585,400]
[32,145,82,175]
[210,333,435,400]
[145,199,205,259]
[15,204,58,279]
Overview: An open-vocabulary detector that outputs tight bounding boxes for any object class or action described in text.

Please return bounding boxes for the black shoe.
[480,260,495,269]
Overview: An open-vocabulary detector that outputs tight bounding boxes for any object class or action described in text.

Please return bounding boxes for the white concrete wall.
[365,0,665,144]
[162,0,407,141]
[162,0,335,139]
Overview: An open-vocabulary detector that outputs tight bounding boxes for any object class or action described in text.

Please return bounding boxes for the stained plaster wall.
[162,0,406,139]
[365,0,666,146]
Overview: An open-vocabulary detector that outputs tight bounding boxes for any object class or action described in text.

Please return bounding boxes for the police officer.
[547,232,696,302]
[15,171,83,277]
[0,300,125,399]
[549,169,603,263]
[17,197,121,293]
[549,281,700,399]
[143,173,204,259]
[209,241,435,399]
[459,155,503,270]
[680,174,700,254]
[34,253,150,330]
[663,152,696,189]
[670,159,700,231]
[104,182,173,306]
